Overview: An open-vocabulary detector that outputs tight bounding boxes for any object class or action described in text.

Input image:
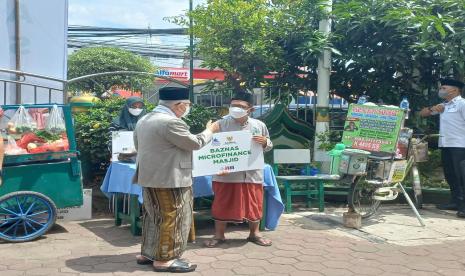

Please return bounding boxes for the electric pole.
[313,0,332,164]
[189,0,194,101]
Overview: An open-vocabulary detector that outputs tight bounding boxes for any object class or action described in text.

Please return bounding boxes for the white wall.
[0,0,68,104]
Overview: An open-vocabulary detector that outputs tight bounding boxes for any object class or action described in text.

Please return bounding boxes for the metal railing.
[0,68,67,105]
[192,85,348,128]
[0,68,348,133]
[0,68,189,105]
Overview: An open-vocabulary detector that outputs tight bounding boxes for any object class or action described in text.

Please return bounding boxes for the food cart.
[0,104,83,242]
[336,103,427,226]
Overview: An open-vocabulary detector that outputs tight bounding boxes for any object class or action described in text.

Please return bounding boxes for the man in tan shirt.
[204,91,273,248]
[133,87,219,272]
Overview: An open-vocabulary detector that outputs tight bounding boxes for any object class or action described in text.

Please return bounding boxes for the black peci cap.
[440,78,464,89]
[231,91,254,105]
[159,87,189,100]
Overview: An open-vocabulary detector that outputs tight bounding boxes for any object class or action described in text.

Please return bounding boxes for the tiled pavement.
[1,205,465,276]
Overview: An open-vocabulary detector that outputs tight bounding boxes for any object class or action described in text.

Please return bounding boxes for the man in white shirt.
[420,78,465,217]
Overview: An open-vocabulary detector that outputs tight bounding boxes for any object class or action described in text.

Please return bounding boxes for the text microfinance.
[198,146,252,164]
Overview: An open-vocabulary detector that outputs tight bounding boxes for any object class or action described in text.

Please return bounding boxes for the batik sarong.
[141,187,193,261]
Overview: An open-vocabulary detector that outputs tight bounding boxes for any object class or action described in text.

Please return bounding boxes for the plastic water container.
[339,149,371,175]
[357,94,367,104]
[400,96,409,119]
[328,143,346,175]
[300,167,320,176]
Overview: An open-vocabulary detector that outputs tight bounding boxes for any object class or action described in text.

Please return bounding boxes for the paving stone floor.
[1,205,465,275]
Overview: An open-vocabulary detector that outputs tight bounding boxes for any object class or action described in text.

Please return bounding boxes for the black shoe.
[436,203,458,210]
[136,256,153,265]
[153,259,197,273]
[457,210,465,218]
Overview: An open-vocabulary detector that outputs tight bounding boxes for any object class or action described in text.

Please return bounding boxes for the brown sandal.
[247,236,272,246]
[203,238,226,248]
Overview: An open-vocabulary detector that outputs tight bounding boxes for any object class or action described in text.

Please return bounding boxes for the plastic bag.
[45,105,66,134]
[29,108,49,129]
[5,135,27,155]
[8,106,36,135]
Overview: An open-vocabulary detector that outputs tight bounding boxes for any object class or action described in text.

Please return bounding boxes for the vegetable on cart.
[0,104,83,242]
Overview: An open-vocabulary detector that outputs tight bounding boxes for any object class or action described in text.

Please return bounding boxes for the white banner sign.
[192,131,264,177]
[111,131,135,161]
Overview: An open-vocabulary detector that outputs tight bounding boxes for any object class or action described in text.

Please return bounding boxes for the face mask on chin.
[181,105,190,118]
[229,106,248,119]
[438,89,449,99]
[128,108,143,116]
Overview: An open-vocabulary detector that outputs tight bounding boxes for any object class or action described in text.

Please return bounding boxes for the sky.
[68,0,206,67]
[69,0,205,28]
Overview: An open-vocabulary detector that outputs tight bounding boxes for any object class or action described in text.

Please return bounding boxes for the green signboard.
[341,104,405,153]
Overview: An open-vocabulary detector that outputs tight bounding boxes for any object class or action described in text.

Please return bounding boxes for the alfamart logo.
[212,137,221,146]
[155,68,189,79]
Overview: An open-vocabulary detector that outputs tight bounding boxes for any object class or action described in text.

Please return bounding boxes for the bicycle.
[347,133,436,223]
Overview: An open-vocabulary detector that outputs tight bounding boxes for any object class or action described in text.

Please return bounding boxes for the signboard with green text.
[192,131,264,177]
[341,104,405,153]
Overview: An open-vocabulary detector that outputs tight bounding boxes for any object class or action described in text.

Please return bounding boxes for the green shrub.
[402,149,447,189]
[182,105,220,134]
[74,97,127,178]
[417,149,447,188]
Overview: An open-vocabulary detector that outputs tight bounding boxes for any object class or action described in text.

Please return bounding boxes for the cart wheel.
[0,191,57,242]
[348,176,381,218]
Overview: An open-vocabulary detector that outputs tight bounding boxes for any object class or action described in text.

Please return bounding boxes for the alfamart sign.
[155,68,190,80]
[192,131,264,177]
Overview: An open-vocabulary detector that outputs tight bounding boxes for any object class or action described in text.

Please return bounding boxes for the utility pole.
[313,0,332,164]
[15,0,22,104]
[189,0,194,101]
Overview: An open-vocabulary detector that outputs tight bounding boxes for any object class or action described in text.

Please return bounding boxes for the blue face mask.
[438,89,449,99]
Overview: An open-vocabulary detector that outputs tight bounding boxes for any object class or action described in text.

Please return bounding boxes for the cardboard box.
[57,189,92,221]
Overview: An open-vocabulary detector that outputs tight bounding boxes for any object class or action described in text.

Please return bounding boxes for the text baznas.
[197,146,252,164]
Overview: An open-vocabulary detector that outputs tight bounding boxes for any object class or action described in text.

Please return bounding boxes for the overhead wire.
[68,25,192,61]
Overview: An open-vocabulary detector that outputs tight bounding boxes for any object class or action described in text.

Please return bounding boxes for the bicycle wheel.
[0,191,57,242]
[348,175,381,218]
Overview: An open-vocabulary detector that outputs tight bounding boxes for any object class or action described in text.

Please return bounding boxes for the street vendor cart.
[0,104,83,242]
[336,103,429,226]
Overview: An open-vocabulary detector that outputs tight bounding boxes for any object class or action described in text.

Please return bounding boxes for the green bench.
[273,149,341,212]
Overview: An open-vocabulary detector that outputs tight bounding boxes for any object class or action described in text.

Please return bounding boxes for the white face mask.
[181,105,190,118]
[229,106,248,119]
[438,89,449,99]
[128,108,143,116]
